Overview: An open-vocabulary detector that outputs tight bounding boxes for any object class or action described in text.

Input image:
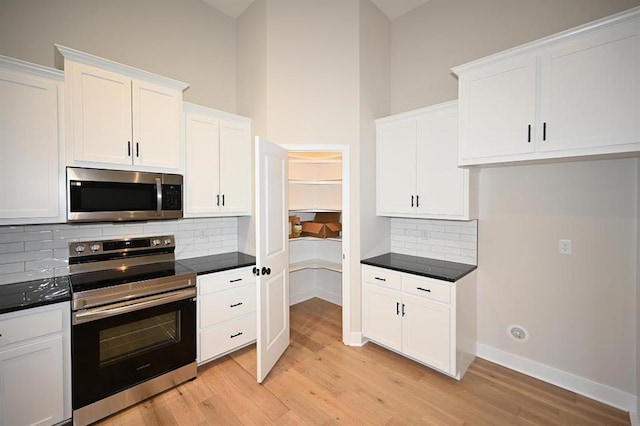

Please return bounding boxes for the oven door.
[72,288,196,410]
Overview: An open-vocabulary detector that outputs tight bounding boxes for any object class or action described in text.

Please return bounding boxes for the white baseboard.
[290,289,315,306]
[631,412,640,426]
[315,288,341,306]
[477,343,637,415]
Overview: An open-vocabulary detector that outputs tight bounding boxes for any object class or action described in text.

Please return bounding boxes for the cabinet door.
[402,293,452,374]
[184,112,221,216]
[132,80,182,169]
[362,283,402,351]
[0,336,64,426]
[539,21,640,152]
[416,106,466,218]
[68,62,132,165]
[376,119,417,215]
[219,119,252,215]
[0,69,63,224]
[458,56,537,162]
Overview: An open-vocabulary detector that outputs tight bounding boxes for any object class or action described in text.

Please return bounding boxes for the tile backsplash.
[0,217,238,285]
[390,218,477,265]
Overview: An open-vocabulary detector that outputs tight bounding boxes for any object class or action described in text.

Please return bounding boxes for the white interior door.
[255,136,290,383]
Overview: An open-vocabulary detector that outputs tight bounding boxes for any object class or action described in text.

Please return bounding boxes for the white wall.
[0,0,237,111]
[357,0,392,332]
[477,159,637,399]
[390,0,640,113]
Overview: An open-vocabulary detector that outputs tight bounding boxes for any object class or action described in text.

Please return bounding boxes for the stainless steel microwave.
[67,167,183,223]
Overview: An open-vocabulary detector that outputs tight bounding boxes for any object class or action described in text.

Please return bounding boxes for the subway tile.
[26,258,67,272]
[53,228,103,240]
[431,246,461,255]
[428,231,460,242]
[0,262,24,274]
[0,250,53,265]
[0,270,51,286]
[0,226,25,234]
[0,242,24,254]
[445,254,476,265]
[0,231,53,244]
[24,240,58,251]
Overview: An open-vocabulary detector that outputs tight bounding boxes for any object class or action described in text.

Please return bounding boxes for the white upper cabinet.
[0,56,65,225]
[376,101,477,220]
[453,8,640,166]
[184,103,252,217]
[57,45,188,171]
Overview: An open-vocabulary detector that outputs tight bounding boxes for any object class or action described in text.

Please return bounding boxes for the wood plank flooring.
[99,298,630,425]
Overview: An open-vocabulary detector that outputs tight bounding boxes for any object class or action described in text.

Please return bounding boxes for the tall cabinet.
[288,152,343,306]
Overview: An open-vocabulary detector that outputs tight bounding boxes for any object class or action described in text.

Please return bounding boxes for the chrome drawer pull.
[374,277,386,282]
[417,287,431,293]
[229,278,243,283]
[230,332,243,338]
[230,302,243,308]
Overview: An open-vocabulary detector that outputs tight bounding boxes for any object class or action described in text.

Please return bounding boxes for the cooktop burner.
[69,261,194,293]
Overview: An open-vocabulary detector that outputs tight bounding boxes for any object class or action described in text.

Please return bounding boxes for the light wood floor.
[99,298,630,425]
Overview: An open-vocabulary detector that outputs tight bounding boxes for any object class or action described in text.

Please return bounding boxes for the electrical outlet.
[559,239,572,255]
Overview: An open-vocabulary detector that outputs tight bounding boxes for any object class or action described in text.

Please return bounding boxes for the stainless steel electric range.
[68,235,196,426]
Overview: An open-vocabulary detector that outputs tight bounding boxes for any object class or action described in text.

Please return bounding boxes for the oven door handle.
[73,287,196,325]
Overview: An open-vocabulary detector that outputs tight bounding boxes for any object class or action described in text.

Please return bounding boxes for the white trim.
[631,413,640,426]
[183,102,251,123]
[0,55,63,80]
[477,343,637,414]
[281,144,351,347]
[55,44,189,90]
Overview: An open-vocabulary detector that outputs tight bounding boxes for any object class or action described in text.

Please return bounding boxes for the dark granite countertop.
[178,252,256,275]
[0,252,256,316]
[361,253,476,282]
[0,276,71,315]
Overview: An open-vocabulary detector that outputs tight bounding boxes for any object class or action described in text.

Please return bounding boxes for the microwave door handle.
[156,177,162,216]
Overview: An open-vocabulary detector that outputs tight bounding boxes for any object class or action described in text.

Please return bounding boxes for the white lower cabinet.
[197,267,256,365]
[0,302,71,426]
[362,264,476,379]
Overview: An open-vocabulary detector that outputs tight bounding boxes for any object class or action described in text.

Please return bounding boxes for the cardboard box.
[301,212,341,238]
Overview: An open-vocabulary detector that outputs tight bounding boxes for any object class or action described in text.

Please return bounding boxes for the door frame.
[281,144,351,345]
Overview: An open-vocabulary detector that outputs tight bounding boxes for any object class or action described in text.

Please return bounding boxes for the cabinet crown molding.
[451,6,640,75]
[0,55,63,81]
[375,99,458,124]
[55,44,189,91]
[183,102,251,123]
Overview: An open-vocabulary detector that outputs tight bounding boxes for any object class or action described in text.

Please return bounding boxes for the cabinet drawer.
[199,313,256,362]
[0,307,63,348]
[200,283,255,328]
[361,265,401,290]
[403,275,451,304]
[198,267,255,296]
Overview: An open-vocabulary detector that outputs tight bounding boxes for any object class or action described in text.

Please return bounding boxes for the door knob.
[261,267,271,275]
[252,266,260,276]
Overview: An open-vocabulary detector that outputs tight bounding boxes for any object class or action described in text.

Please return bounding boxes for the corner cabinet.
[453,7,640,166]
[197,267,256,365]
[362,265,476,379]
[183,103,252,217]
[57,44,188,172]
[376,101,478,220]
[0,302,71,426]
[0,56,65,225]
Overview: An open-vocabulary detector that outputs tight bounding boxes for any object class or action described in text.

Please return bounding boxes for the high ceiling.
[200,0,430,21]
